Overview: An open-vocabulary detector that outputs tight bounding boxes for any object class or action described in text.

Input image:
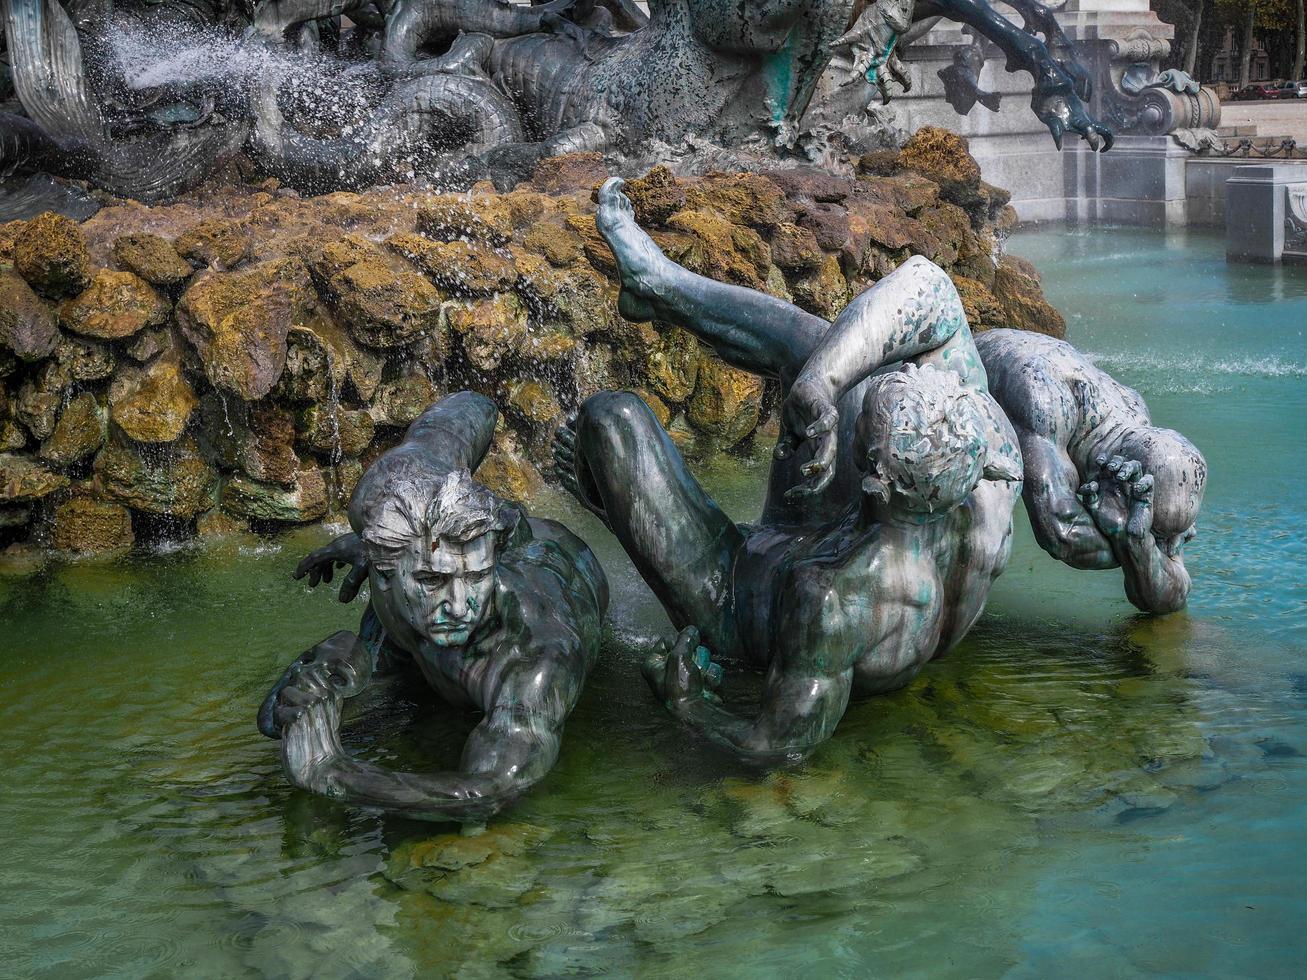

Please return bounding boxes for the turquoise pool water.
[1,225,1304,977]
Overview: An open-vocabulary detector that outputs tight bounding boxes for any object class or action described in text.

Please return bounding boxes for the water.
[2,225,1305,977]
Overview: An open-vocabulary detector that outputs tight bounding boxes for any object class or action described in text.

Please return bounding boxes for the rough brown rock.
[201,397,301,488]
[15,362,70,440]
[0,271,59,361]
[0,452,70,503]
[54,335,117,383]
[14,212,90,297]
[686,358,765,449]
[666,209,772,288]
[622,166,686,225]
[642,326,701,404]
[51,497,134,554]
[40,392,105,466]
[475,442,542,502]
[417,196,514,246]
[769,222,825,272]
[370,370,441,427]
[951,274,1006,328]
[111,233,194,287]
[59,269,171,341]
[109,352,198,444]
[790,254,851,320]
[94,440,216,517]
[684,172,792,229]
[329,259,444,350]
[387,236,516,295]
[221,466,328,523]
[175,217,251,269]
[297,404,375,459]
[993,255,1067,337]
[447,293,530,372]
[898,127,983,189]
[521,220,585,267]
[176,257,314,400]
[531,152,610,194]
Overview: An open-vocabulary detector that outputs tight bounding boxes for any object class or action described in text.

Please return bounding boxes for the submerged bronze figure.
[550,178,1203,764]
[258,392,608,822]
[552,178,1024,764]
[976,329,1206,614]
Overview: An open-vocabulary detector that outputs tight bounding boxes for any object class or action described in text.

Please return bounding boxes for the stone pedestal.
[1225,165,1307,264]
[1064,135,1191,225]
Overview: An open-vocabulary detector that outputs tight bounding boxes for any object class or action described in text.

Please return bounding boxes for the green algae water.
[3,225,1305,978]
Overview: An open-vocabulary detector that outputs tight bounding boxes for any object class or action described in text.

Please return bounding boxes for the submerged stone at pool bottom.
[287,615,1215,974]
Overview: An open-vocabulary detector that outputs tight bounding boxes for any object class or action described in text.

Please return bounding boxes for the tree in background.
[1156,0,1307,82]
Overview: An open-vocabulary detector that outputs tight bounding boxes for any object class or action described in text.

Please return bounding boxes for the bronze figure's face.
[413,533,498,647]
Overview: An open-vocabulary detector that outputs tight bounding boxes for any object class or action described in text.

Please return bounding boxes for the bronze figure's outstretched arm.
[916,0,1112,150]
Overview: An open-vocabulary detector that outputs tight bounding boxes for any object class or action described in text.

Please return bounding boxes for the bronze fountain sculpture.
[259,180,1205,816]
[0,0,1112,208]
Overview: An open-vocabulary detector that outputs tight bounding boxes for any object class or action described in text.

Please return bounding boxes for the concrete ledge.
[1226,165,1307,263]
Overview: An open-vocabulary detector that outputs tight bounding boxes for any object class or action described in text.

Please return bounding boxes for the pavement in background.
[1219,100,1307,143]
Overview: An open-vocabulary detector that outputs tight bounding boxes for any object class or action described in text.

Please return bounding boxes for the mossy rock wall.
[0,131,1064,554]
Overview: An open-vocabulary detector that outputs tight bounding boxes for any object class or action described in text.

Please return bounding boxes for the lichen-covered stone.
[387,236,516,295]
[628,387,672,428]
[898,126,982,190]
[790,254,851,320]
[666,209,772,288]
[522,220,585,267]
[686,357,764,448]
[856,148,901,177]
[622,165,686,226]
[0,420,27,451]
[111,233,194,287]
[221,467,328,523]
[766,167,853,204]
[369,370,440,427]
[195,509,248,538]
[769,222,824,272]
[643,326,702,404]
[297,404,375,459]
[53,335,117,383]
[993,255,1067,337]
[860,173,940,217]
[59,269,171,341]
[124,327,176,364]
[329,260,444,350]
[0,271,59,362]
[684,172,791,229]
[951,274,1006,328]
[176,257,314,400]
[40,392,105,466]
[446,292,529,372]
[475,442,543,502]
[109,353,198,444]
[94,440,216,518]
[14,212,90,297]
[15,362,70,440]
[306,235,386,287]
[201,397,301,488]
[175,217,251,269]
[514,259,620,337]
[276,313,377,405]
[506,380,560,427]
[417,196,513,246]
[50,497,134,554]
[0,452,69,503]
